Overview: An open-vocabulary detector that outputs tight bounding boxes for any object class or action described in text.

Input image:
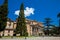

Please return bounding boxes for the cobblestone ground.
[0,37,60,40]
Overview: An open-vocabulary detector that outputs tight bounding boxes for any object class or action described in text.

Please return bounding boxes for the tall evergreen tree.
[15,3,27,36]
[0,0,8,31]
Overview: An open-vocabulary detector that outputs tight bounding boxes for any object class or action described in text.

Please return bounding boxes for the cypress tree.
[0,0,8,31]
[15,3,27,36]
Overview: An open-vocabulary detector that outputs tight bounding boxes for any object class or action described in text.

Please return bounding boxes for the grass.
[1,36,36,38]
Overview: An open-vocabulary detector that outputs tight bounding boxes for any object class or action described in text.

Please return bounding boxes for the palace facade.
[0,18,44,36]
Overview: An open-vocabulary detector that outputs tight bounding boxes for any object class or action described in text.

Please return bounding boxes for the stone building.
[0,18,44,36]
[0,0,44,36]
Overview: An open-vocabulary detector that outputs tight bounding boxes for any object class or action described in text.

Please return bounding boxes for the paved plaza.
[0,37,60,40]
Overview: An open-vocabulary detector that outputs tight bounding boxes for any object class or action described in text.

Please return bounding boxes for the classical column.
[30,26,32,36]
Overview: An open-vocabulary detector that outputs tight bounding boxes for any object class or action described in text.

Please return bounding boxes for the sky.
[0,0,60,26]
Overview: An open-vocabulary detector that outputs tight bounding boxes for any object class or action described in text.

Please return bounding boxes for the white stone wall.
[1,19,44,36]
[26,24,31,36]
[6,21,10,28]
[4,30,8,36]
[9,31,13,36]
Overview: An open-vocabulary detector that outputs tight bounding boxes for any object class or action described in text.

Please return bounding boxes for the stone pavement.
[0,37,60,40]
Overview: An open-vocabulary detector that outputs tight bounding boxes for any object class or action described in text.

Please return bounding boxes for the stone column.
[10,22,13,28]
[30,27,32,36]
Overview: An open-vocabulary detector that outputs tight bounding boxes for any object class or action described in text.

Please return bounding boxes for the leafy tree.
[0,0,8,32]
[15,3,27,36]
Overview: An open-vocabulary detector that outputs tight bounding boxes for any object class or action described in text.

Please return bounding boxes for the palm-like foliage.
[57,13,60,27]
[57,13,60,18]
[57,13,60,35]
[44,18,52,35]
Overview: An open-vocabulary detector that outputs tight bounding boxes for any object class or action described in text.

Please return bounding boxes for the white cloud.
[15,10,20,16]
[15,7,35,17]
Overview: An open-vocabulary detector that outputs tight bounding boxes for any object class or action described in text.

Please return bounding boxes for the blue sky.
[0,0,60,26]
